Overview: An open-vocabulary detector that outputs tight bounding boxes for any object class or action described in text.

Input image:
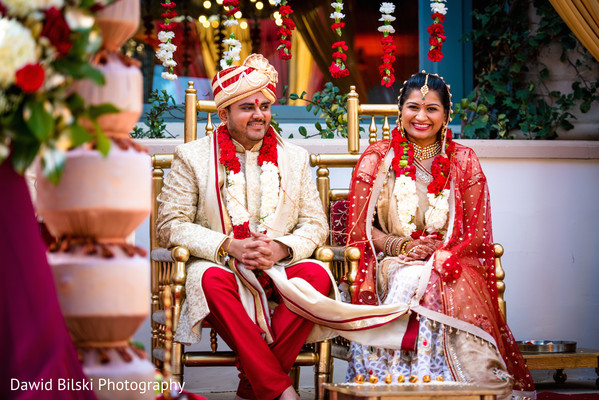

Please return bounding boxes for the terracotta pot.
[49,246,149,343]
[69,53,143,139]
[96,0,140,51]
[35,145,150,240]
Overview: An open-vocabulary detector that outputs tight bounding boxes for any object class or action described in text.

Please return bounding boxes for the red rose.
[16,64,45,93]
[222,0,237,6]
[329,62,350,78]
[226,6,240,17]
[428,47,444,62]
[427,23,445,37]
[331,41,348,51]
[332,51,347,62]
[331,22,345,31]
[161,2,178,9]
[431,12,445,23]
[233,222,250,239]
[41,7,72,56]
[279,5,293,16]
[282,18,295,29]
[161,11,177,19]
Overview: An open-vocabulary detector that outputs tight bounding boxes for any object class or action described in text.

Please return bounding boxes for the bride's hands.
[399,234,443,262]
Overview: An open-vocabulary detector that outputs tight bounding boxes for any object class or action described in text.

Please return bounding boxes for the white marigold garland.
[220,0,242,70]
[157,1,178,81]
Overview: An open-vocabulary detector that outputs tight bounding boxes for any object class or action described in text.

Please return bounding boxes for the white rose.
[158,30,175,43]
[0,18,37,88]
[330,12,345,20]
[431,2,448,15]
[379,3,395,14]
[160,71,177,81]
[377,25,396,34]
[379,14,396,22]
[3,0,64,17]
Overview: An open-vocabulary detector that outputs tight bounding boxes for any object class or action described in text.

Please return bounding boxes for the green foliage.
[131,90,181,139]
[280,82,361,138]
[454,0,599,139]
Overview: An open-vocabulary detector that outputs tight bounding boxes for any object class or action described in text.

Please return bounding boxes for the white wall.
[133,138,599,392]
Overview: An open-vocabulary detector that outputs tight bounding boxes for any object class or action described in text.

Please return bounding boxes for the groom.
[156,54,333,400]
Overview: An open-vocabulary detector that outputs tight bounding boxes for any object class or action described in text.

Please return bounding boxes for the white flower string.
[220,0,242,70]
[157,1,178,81]
[378,2,396,87]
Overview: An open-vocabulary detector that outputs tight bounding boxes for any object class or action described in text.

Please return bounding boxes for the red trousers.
[202,262,331,400]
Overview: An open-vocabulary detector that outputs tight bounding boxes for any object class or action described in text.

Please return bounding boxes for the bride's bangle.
[399,239,412,256]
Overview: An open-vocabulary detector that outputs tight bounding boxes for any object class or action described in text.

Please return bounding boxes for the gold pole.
[347,86,359,154]
[184,81,197,144]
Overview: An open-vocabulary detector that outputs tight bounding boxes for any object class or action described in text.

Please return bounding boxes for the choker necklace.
[412,141,441,160]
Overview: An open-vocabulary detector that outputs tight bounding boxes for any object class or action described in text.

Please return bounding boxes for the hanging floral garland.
[390,126,455,236]
[217,125,280,238]
[220,0,242,70]
[274,0,295,60]
[157,1,178,81]
[427,0,448,62]
[329,1,350,78]
[378,2,396,87]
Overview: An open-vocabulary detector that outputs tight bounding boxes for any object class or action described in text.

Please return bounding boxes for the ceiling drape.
[548,0,599,61]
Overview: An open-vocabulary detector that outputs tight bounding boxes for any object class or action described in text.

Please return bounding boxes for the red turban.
[211,54,278,110]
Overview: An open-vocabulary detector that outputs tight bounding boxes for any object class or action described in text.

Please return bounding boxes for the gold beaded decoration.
[412,141,441,160]
[420,73,429,100]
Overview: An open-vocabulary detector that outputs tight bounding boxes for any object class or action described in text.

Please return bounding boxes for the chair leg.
[170,342,184,386]
[314,340,332,400]
[290,366,300,394]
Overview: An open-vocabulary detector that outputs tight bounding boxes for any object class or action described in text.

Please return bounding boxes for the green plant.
[280,82,360,138]
[454,0,599,139]
[131,89,182,139]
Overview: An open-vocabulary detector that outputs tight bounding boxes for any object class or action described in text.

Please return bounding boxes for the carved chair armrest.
[313,245,361,297]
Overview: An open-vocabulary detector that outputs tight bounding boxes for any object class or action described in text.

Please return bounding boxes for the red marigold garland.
[427,1,448,62]
[378,3,396,87]
[275,0,295,60]
[329,1,350,78]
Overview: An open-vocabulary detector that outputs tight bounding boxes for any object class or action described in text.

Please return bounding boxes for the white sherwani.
[156,132,336,345]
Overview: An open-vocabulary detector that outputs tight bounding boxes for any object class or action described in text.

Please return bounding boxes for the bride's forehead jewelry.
[420,74,429,101]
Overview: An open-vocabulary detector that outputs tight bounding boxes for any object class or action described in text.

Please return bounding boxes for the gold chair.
[149,82,334,398]
[309,85,508,367]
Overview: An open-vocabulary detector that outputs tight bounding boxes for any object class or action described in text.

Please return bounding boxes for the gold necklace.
[412,141,441,160]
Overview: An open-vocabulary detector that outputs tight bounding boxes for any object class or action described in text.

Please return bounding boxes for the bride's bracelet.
[384,235,412,256]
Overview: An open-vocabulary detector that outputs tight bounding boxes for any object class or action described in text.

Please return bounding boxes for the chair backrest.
[310,85,508,317]
[150,82,217,250]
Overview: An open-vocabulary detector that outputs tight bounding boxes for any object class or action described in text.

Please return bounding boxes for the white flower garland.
[393,175,450,236]
[220,1,242,71]
[225,162,280,233]
[393,174,418,236]
[425,189,450,232]
[378,2,396,34]
[157,29,177,81]
[330,2,345,20]
[430,0,448,15]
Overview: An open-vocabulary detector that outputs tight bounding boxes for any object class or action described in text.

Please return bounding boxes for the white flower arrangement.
[226,171,251,226]
[379,2,394,14]
[430,0,448,15]
[225,163,280,233]
[0,18,37,88]
[220,35,242,71]
[157,32,177,81]
[393,174,419,236]
[377,25,395,34]
[258,162,280,232]
[425,189,450,232]
[3,0,64,17]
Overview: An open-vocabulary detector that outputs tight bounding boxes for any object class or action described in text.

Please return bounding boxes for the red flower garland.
[276,1,295,60]
[217,124,278,239]
[390,127,416,179]
[217,124,279,299]
[390,127,455,197]
[159,1,177,31]
[379,36,396,87]
[329,1,350,78]
[427,12,447,62]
